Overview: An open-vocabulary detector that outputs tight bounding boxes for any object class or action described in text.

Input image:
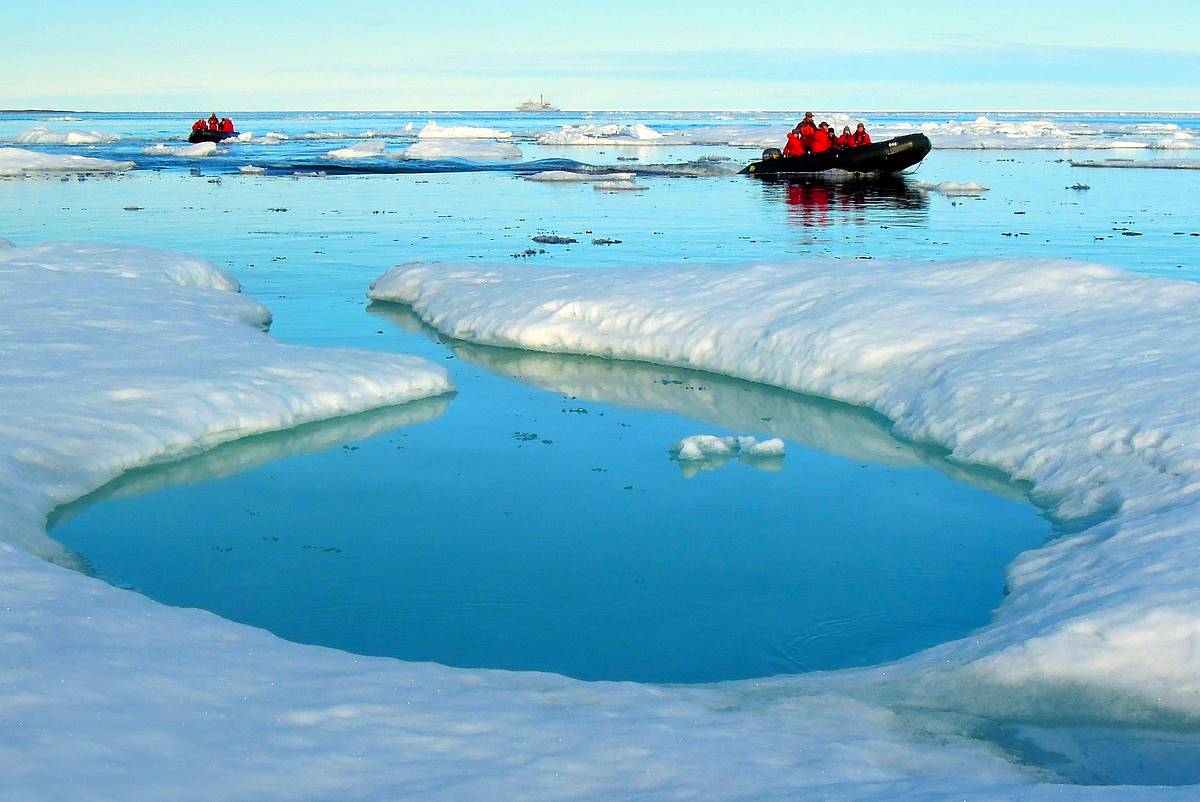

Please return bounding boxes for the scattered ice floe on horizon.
[0,147,135,176]
[418,121,512,140]
[15,126,121,146]
[239,165,267,175]
[1070,158,1200,170]
[323,140,387,160]
[593,180,648,192]
[538,123,677,146]
[917,181,990,195]
[143,142,218,158]
[402,139,522,161]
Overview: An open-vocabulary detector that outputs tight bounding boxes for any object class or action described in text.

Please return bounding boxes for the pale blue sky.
[4,1,1198,110]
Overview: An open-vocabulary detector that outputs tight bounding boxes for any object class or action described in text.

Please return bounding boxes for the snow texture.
[538,123,675,145]
[670,434,785,461]
[402,139,523,161]
[0,147,135,176]
[593,180,648,191]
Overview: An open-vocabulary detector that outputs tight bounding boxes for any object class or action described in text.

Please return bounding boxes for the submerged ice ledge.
[370,259,1200,724]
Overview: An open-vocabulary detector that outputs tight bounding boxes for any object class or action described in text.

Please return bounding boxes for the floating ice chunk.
[15,126,120,145]
[417,121,512,139]
[538,123,675,146]
[671,434,785,461]
[523,170,636,182]
[402,139,522,161]
[239,165,267,175]
[143,142,218,158]
[593,180,648,191]
[323,139,387,159]
[917,181,990,195]
[0,147,135,175]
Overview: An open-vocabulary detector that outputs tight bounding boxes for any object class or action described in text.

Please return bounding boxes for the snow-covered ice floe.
[593,179,648,191]
[238,165,267,175]
[522,170,636,182]
[143,141,218,158]
[0,147,135,176]
[7,241,1200,798]
[1071,159,1200,170]
[538,122,679,146]
[14,126,121,145]
[369,257,1200,791]
[323,139,387,159]
[402,139,523,161]
[671,434,785,461]
[917,181,990,195]
[417,120,512,139]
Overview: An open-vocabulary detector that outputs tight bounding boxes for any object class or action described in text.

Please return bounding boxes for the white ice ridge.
[523,170,637,182]
[370,260,1200,761]
[538,122,675,145]
[417,120,512,139]
[14,126,121,145]
[143,141,218,158]
[0,147,135,175]
[402,139,522,161]
[1071,159,1200,170]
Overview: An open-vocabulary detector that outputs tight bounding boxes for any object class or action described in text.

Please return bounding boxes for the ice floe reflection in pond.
[51,309,1051,683]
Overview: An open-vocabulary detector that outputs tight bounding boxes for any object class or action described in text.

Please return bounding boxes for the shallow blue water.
[6,110,1195,683]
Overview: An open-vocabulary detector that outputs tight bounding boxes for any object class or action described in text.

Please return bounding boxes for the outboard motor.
[761,147,782,160]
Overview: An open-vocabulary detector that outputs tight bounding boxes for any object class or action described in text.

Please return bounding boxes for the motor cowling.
[761,147,782,160]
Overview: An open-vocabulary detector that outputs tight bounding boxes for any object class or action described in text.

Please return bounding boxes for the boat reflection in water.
[758,174,928,228]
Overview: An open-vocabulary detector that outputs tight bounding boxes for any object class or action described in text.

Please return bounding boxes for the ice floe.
[918,181,991,195]
[538,123,675,146]
[417,121,512,139]
[371,258,1200,758]
[1071,159,1200,170]
[323,139,387,159]
[238,165,267,175]
[14,126,121,145]
[143,142,218,158]
[402,139,522,161]
[670,434,785,460]
[523,170,636,182]
[593,179,648,191]
[0,147,135,176]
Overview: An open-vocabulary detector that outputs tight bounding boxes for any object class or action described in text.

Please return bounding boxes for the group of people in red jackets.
[782,112,871,157]
[191,114,236,134]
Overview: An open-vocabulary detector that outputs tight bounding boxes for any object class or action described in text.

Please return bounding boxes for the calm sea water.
[6,110,1196,683]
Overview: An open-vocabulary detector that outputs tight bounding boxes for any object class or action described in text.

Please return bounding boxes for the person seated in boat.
[835,126,854,149]
[207,114,220,131]
[852,123,871,147]
[219,118,235,134]
[798,112,817,151]
[809,122,834,154]
[783,124,806,156]
[191,119,207,133]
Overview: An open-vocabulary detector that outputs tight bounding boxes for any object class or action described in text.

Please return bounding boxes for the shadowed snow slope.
[2,242,1196,799]
[0,147,135,175]
[370,260,1200,740]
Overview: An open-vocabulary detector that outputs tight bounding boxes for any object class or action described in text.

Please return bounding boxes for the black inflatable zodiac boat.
[742,133,931,176]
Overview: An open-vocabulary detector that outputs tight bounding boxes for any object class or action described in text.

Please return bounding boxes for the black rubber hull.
[742,133,931,176]
[188,130,239,144]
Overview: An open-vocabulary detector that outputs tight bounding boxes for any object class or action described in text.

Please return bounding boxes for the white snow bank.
[239,165,267,175]
[402,139,522,161]
[143,141,218,158]
[1071,159,1200,170]
[523,170,636,182]
[417,120,512,139]
[0,147,134,175]
[14,126,121,145]
[918,181,991,195]
[371,259,1200,742]
[323,139,387,159]
[671,434,785,461]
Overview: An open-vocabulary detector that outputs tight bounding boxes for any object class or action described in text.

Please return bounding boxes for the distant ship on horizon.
[517,95,559,112]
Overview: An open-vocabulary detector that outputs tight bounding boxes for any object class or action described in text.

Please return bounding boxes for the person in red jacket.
[835,126,853,149]
[852,123,871,147]
[219,118,235,133]
[191,119,207,133]
[809,122,833,154]
[798,112,817,153]
[783,124,806,156]
[207,113,220,131]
